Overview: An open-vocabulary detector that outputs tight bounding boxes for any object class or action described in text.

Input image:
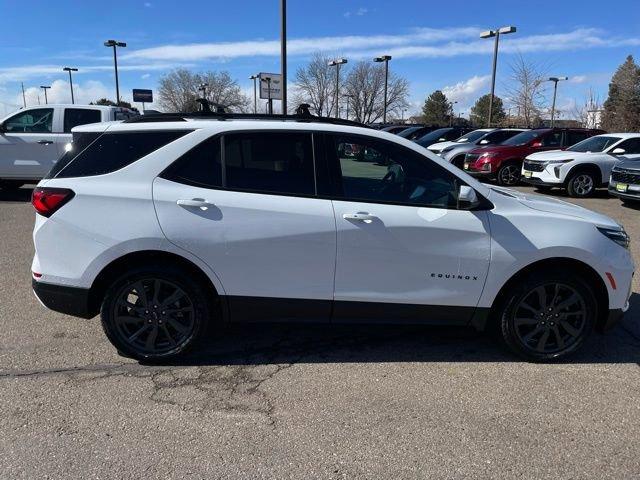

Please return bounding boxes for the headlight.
[546,158,573,164]
[597,226,630,249]
[480,152,496,158]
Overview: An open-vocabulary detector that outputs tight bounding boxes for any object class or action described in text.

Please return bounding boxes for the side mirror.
[531,141,542,148]
[479,139,489,144]
[438,137,446,141]
[611,147,626,155]
[458,185,479,209]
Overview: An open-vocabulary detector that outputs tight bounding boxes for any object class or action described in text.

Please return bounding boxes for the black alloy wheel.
[497,163,520,186]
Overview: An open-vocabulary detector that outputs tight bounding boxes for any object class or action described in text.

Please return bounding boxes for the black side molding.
[32,279,95,319]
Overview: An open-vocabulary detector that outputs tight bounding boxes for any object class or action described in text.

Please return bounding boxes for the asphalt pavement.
[0,185,638,479]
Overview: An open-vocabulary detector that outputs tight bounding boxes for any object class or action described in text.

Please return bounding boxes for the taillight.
[31,187,75,217]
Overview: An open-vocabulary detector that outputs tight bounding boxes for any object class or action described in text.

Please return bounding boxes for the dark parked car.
[381,125,412,134]
[397,126,440,140]
[414,127,474,148]
[463,128,605,186]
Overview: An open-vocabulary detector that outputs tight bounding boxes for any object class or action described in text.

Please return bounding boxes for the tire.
[496,162,521,186]
[100,265,213,361]
[498,269,596,362]
[566,170,596,197]
[0,180,24,190]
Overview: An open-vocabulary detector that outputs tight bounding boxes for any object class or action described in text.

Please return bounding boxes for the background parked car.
[522,133,640,197]
[463,127,604,186]
[609,156,640,204]
[381,125,412,134]
[0,104,137,189]
[430,128,528,168]
[414,126,474,148]
[396,125,440,140]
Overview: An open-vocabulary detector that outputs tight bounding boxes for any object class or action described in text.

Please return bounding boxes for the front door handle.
[343,212,377,222]
[37,140,54,145]
[177,199,212,209]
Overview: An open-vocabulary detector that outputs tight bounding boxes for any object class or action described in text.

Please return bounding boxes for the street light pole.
[328,58,347,118]
[198,83,208,99]
[40,86,51,105]
[63,67,78,104]
[104,40,126,105]
[373,55,392,124]
[249,75,258,113]
[548,76,568,128]
[480,26,516,127]
[280,0,287,115]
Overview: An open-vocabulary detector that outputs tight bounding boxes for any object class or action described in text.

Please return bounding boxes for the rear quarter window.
[49,130,191,179]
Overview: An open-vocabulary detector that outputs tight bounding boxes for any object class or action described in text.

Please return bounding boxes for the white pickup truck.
[0,104,137,188]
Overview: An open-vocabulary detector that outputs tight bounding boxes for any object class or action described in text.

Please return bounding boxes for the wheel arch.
[483,257,609,332]
[87,250,228,321]
[565,162,604,185]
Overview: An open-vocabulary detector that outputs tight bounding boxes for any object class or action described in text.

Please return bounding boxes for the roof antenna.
[295,103,313,117]
[196,98,212,113]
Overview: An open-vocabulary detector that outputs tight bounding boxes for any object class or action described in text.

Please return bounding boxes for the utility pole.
[40,86,51,104]
[104,40,127,104]
[63,67,78,104]
[21,82,26,107]
[480,26,516,127]
[280,0,287,115]
[373,55,392,124]
[548,76,568,128]
[249,75,258,113]
[328,58,347,118]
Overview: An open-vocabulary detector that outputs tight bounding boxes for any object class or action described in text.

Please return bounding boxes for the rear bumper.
[32,279,95,319]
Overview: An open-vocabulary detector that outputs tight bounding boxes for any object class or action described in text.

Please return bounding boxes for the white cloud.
[141,73,151,79]
[442,75,491,109]
[19,79,111,106]
[120,27,640,63]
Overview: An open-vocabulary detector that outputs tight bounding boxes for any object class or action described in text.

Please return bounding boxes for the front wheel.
[499,270,596,362]
[566,171,596,197]
[496,162,521,186]
[100,266,212,360]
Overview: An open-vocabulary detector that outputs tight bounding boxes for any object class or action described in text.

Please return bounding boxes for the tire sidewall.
[567,171,595,197]
[499,270,597,362]
[497,162,520,186]
[100,266,211,361]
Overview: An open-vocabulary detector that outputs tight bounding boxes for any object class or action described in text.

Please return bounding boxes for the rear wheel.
[499,269,596,362]
[496,162,520,186]
[566,171,596,197]
[100,266,212,360]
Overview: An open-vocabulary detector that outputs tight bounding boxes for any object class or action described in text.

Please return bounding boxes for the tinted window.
[415,128,452,146]
[616,138,640,154]
[161,136,222,188]
[330,135,460,209]
[541,132,562,147]
[4,108,53,133]
[63,108,102,133]
[567,136,622,153]
[46,131,102,179]
[482,130,521,144]
[566,131,591,146]
[455,130,488,143]
[52,130,190,178]
[501,130,545,146]
[224,132,315,196]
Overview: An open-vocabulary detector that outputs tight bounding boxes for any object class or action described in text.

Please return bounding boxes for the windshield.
[455,130,490,143]
[415,128,450,145]
[397,127,420,138]
[567,136,622,153]
[501,130,545,146]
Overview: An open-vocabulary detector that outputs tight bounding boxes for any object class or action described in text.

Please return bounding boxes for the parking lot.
[0,185,638,479]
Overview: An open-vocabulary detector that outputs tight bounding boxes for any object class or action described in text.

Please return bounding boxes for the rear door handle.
[37,140,54,145]
[177,199,212,209]
[343,212,377,222]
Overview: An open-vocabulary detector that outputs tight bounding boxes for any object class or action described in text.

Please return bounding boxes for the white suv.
[0,104,136,188]
[31,113,634,362]
[521,133,640,197]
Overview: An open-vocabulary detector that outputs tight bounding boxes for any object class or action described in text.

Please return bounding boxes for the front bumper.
[32,279,95,319]
[608,181,640,201]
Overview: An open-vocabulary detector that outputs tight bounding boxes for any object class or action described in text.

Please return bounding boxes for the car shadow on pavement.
[159,293,640,367]
[0,186,34,203]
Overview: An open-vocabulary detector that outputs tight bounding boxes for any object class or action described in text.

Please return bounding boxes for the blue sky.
[1,0,639,117]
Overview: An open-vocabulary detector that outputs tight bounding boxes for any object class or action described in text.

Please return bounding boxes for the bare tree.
[571,88,601,128]
[505,54,547,127]
[344,61,409,124]
[291,53,338,116]
[158,68,250,113]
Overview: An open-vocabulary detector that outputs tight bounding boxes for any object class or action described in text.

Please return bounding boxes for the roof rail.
[123,103,370,128]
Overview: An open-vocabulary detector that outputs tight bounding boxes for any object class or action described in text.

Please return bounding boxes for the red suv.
[463,128,605,186]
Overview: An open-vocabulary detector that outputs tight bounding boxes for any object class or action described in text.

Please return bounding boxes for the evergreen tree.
[422,90,451,126]
[602,55,640,132]
[469,94,506,127]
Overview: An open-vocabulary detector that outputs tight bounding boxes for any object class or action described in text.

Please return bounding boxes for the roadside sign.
[258,73,282,100]
[132,89,153,103]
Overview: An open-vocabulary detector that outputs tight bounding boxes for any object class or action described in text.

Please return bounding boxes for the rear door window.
[160,136,223,188]
[223,131,315,196]
[566,131,591,146]
[63,108,102,133]
[540,132,562,147]
[50,130,190,178]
